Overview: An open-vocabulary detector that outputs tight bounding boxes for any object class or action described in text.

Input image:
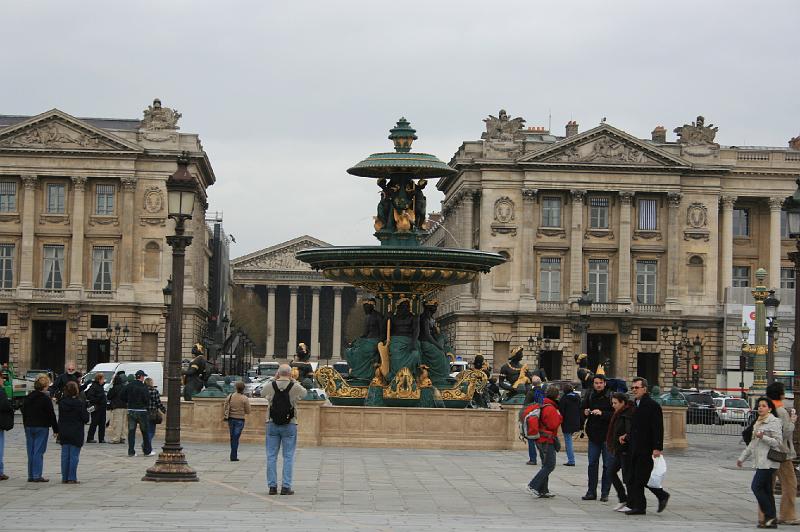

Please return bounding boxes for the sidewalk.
[0,418,765,531]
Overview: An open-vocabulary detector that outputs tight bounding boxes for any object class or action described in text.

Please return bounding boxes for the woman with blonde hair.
[22,374,58,482]
[737,396,783,529]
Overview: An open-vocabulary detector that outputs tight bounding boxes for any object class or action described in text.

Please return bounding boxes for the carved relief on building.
[543,136,657,165]
[491,197,516,236]
[684,202,710,241]
[139,186,166,226]
[0,121,109,150]
[238,242,321,271]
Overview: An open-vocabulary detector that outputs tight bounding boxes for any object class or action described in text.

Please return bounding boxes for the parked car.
[660,390,717,424]
[81,362,164,394]
[713,397,751,424]
[332,361,349,377]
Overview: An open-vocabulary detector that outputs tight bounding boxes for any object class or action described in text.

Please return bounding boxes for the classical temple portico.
[232,236,357,359]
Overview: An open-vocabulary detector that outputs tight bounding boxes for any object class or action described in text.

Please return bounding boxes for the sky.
[2,0,799,258]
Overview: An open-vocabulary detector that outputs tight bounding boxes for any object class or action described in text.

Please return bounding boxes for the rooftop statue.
[141,98,182,131]
[482,109,526,141]
[674,115,718,146]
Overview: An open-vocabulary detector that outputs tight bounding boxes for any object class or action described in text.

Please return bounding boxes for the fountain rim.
[296,245,506,270]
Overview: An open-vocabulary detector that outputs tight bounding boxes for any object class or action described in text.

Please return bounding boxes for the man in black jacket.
[85,373,107,443]
[120,370,152,457]
[625,377,669,515]
[581,375,613,501]
[53,361,80,402]
[559,383,581,467]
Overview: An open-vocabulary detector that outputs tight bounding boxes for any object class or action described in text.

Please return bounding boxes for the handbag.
[768,445,789,462]
[150,410,164,425]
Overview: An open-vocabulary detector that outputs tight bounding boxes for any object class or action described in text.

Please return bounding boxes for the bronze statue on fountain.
[498,346,532,404]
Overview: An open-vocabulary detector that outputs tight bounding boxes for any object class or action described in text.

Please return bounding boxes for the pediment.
[519,124,688,168]
[232,235,332,272]
[0,109,143,153]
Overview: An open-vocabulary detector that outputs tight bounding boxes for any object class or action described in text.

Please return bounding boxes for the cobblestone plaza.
[0,416,768,531]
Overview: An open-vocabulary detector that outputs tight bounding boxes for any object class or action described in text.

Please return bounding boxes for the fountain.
[296,118,505,407]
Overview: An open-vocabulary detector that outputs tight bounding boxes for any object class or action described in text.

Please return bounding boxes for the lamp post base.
[142,447,198,482]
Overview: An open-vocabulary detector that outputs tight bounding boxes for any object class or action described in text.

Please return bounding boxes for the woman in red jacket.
[526,385,564,498]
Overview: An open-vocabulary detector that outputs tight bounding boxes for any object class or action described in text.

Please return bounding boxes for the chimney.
[789,135,800,151]
[565,120,579,137]
[651,126,667,143]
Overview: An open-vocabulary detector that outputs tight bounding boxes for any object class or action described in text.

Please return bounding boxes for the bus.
[773,371,794,399]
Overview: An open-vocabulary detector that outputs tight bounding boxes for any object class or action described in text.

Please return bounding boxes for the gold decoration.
[315,366,369,399]
[440,369,488,401]
[512,363,531,388]
[383,367,420,400]
[418,365,433,388]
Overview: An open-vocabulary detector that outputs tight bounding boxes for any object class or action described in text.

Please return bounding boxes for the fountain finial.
[388,117,417,153]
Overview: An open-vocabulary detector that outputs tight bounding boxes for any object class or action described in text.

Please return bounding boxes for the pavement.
[0,414,778,531]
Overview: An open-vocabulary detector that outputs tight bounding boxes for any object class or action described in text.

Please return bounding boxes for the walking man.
[765,382,798,525]
[265,364,307,495]
[625,377,669,515]
[525,385,563,498]
[120,370,153,457]
[581,374,613,501]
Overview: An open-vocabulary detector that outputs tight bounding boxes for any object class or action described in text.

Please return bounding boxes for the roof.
[0,114,141,131]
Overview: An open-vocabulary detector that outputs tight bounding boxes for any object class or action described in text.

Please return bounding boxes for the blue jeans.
[25,426,49,480]
[563,432,575,465]
[266,422,297,489]
[148,418,157,443]
[60,444,80,482]
[752,468,777,520]
[0,429,4,475]
[127,411,152,456]
[529,442,556,494]
[587,440,611,496]
[527,438,539,464]
[229,419,245,460]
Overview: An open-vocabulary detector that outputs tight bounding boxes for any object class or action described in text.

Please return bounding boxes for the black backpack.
[269,381,295,426]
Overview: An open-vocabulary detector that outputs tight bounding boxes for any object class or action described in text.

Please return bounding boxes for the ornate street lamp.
[576,288,592,355]
[106,322,129,362]
[783,177,800,491]
[764,289,780,385]
[692,335,702,389]
[662,321,689,388]
[144,153,198,483]
[740,322,751,399]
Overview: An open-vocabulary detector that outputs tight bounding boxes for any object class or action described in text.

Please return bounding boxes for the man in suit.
[625,377,669,515]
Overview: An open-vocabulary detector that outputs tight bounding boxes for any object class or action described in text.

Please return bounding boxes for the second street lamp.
[764,289,780,386]
[576,288,592,355]
[106,322,129,362]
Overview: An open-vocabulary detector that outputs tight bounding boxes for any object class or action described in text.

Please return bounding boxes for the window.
[542,326,561,340]
[42,245,65,289]
[539,258,561,301]
[0,244,13,288]
[541,197,561,228]
[781,268,796,290]
[636,260,657,304]
[0,312,7,327]
[589,197,609,229]
[637,199,657,230]
[95,184,115,215]
[0,182,17,212]
[90,314,109,329]
[143,241,161,279]
[46,184,65,214]
[732,266,750,288]
[640,328,658,342]
[92,246,113,291]
[588,259,609,303]
[688,255,705,295]
[733,208,750,237]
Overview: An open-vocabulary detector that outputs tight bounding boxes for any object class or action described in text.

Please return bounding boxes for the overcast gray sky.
[2,1,798,257]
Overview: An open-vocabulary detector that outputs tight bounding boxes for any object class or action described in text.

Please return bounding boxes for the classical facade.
[0,100,216,373]
[426,111,800,389]
[231,236,359,360]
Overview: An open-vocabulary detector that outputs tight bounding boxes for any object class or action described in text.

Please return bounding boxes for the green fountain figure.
[297,118,505,407]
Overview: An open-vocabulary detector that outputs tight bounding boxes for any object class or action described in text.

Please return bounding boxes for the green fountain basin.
[296,246,505,296]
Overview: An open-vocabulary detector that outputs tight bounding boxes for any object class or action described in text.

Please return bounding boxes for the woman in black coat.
[85,373,107,443]
[606,392,635,511]
[58,381,89,484]
[559,384,582,466]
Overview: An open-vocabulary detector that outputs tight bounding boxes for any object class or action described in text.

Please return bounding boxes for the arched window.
[688,255,704,295]
[143,241,161,279]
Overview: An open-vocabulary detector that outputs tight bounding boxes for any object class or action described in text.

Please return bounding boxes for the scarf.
[755,412,771,428]
[606,403,632,449]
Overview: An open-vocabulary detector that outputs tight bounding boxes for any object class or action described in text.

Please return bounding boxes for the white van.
[81,361,164,395]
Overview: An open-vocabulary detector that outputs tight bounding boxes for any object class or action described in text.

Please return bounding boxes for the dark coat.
[559,391,582,434]
[54,371,80,393]
[85,382,107,411]
[629,393,664,455]
[580,388,613,444]
[57,396,89,447]
[22,390,58,432]
[606,403,634,455]
[120,379,149,410]
[0,388,13,431]
[107,378,127,410]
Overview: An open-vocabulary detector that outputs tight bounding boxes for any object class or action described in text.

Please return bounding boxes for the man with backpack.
[525,385,564,498]
[264,364,307,496]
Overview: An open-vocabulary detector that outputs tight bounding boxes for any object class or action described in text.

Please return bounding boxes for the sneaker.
[0,474,9,481]
[525,485,540,497]
[145,452,156,457]
[268,486,278,495]
[616,506,632,513]
[538,492,555,498]
[526,460,537,465]
[563,462,575,466]
[280,487,294,495]
[128,452,136,457]
[614,502,628,511]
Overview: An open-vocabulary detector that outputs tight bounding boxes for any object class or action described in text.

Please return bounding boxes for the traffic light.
[692,363,700,373]
[671,369,678,377]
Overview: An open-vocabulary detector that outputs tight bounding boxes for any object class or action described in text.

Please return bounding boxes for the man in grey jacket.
[766,382,797,525]
[264,364,307,496]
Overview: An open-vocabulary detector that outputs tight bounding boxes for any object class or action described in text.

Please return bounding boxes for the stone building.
[0,100,216,373]
[426,111,800,388]
[231,236,359,360]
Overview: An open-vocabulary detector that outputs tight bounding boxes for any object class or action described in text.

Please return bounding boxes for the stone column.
[68,177,87,290]
[18,175,38,289]
[520,188,537,308]
[666,193,683,305]
[266,286,276,357]
[311,286,320,358]
[332,287,342,359]
[617,192,633,305]
[119,177,137,289]
[569,190,585,301]
[287,285,298,356]
[769,197,783,288]
[459,189,476,306]
[720,195,737,301]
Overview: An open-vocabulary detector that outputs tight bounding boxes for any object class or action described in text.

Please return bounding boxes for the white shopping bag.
[647,455,667,489]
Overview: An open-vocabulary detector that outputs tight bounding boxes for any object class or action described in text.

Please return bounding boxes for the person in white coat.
[737,397,783,529]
